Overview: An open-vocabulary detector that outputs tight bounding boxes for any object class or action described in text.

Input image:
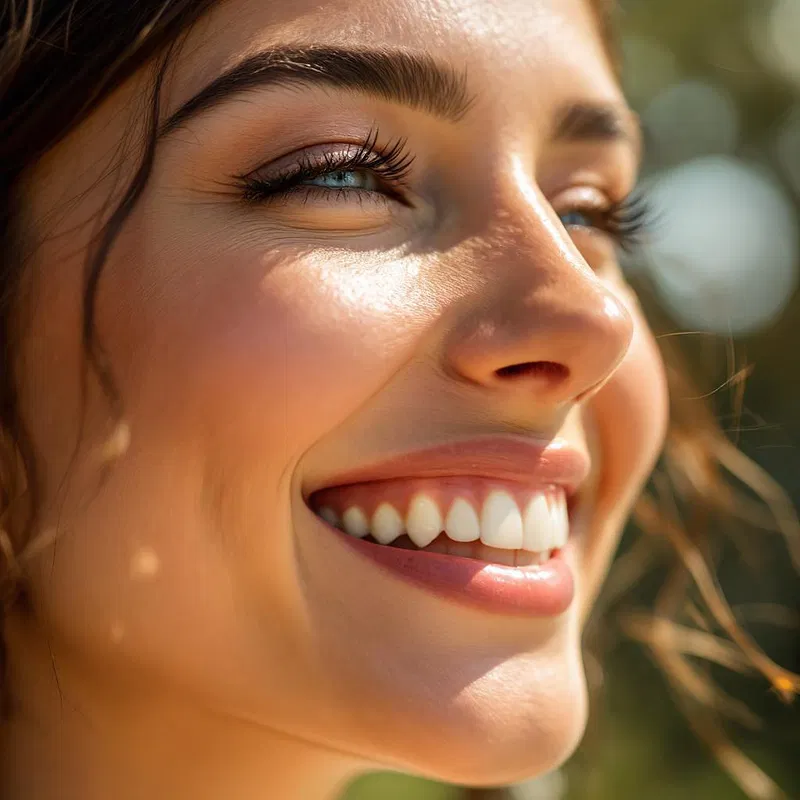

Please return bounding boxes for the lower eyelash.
[245,183,394,209]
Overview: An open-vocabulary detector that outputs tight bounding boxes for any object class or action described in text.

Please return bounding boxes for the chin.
[350,645,589,788]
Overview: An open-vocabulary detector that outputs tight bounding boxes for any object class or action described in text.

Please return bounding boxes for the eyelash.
[236,129,650,249]
[237,128,415,207]
[565,194,651,252]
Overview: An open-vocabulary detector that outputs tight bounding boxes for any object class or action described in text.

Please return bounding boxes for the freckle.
[110,621,125,643]
[130,547,160,580]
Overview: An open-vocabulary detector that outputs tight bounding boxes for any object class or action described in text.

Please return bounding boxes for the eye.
[236,130,415,208]
[559,210,595,229]
[302,169,380,191]
[557,195,650,251]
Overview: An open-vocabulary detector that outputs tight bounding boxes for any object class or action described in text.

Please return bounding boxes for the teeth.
[444,498,480,542]
[371,502,404,545]
[523,492,569,552]
[447,541,475,558]
[491,548,517,567]
[550,493,569,550]
[328,489,568,560]
[342,506,369,538]
[480,490,523,550]
[522,494,551,552]
[426,538,449,555]
[406,493,443,548]
[319,507,340,528]
[516,550,551,567]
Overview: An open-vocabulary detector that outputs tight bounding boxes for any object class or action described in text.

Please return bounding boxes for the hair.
[0,1,797,798]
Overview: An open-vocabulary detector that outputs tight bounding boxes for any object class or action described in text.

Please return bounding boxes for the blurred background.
[341,0,800,797]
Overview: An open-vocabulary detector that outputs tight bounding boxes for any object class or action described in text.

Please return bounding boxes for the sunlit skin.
[1,0,669,798]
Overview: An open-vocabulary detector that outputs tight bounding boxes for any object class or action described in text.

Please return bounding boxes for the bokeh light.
[635,156,798,334]
[750,0,800,86]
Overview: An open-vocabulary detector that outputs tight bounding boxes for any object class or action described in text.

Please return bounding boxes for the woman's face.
[15,0,668,786]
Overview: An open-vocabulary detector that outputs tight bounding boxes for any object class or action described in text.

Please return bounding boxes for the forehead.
[166,0,621,118]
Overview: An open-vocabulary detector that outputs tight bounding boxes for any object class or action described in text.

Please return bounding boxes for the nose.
[442,194,634,410]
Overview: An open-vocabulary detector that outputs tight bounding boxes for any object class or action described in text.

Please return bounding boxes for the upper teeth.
[408,493,444,547]
[319,490,568,552]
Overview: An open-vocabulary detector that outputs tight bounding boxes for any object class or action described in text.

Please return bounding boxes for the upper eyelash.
[236,128,415,205]
[598,193,651,250]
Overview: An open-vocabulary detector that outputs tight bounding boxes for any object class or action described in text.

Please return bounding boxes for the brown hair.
[0,1,797,797]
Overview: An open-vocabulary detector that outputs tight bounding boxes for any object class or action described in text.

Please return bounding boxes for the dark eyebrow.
[553,101,640,149]
[160,46,474,135]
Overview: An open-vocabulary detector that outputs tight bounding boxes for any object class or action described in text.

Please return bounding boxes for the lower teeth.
[370,533,551,566]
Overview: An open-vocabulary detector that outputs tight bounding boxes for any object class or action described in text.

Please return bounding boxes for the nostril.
[494,361,570,382]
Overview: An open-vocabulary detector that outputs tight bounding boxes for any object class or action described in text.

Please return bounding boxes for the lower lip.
[330,526,575,617]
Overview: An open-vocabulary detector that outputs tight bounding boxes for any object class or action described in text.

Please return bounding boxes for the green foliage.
[343,773,462,800]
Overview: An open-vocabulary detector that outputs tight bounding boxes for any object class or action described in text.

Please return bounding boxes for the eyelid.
[238,141,369,184]
[550,184,614,213]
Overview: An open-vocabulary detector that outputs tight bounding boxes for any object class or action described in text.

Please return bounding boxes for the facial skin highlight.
[2,0,669,798]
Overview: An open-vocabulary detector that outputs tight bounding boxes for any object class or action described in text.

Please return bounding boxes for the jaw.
[286,491,590,784]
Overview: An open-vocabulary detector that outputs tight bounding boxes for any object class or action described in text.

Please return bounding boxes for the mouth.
[306,436,589,616]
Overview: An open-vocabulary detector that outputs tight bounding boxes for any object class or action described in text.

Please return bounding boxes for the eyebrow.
[160,45,475,135]
[552,101,640,149]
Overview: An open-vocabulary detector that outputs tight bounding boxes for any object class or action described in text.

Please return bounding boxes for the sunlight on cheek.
[269,247,425,320]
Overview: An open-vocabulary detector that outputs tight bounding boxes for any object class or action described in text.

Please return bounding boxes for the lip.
[307,434,590,497]
[331,527,575,616]
[306,435,588,616]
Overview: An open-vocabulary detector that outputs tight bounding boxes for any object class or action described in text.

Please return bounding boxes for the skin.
[1,0,669,798]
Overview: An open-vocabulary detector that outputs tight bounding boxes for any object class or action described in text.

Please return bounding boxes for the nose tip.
[445,276,634,407]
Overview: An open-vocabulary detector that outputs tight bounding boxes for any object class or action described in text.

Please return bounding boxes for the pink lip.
[308,435,588,616]
[333,529,575,616]
[309,435,590,496]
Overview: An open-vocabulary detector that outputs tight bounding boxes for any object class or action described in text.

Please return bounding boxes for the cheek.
[581,291,669,602]
[18,229,448,711]
[105,230,439,466]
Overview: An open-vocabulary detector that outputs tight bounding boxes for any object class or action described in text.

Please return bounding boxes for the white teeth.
[480,490,523,550]
[522,492,569,552]
[444,498,480,542]
[342,506,369,538]
[550,493,569,550]
[406,493,443,548]
[371,502,404,545]
[319,507,340,528]
[522,494,551,552]
[330,489,568,560]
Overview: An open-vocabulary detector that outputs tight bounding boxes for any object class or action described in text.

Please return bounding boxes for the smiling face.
[10,0,669,789]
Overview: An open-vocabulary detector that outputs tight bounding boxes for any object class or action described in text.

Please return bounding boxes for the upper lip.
[308,435,590,498]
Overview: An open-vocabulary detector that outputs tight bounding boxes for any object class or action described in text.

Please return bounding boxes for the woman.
[0,1,795,798]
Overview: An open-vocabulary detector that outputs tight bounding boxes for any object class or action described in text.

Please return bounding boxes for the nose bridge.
[441,189,634,408]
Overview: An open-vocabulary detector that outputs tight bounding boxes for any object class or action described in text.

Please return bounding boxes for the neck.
[1,614,358,800]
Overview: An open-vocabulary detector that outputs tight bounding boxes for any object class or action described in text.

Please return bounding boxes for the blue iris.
[559,210,592,228]
[305,169,376,190]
